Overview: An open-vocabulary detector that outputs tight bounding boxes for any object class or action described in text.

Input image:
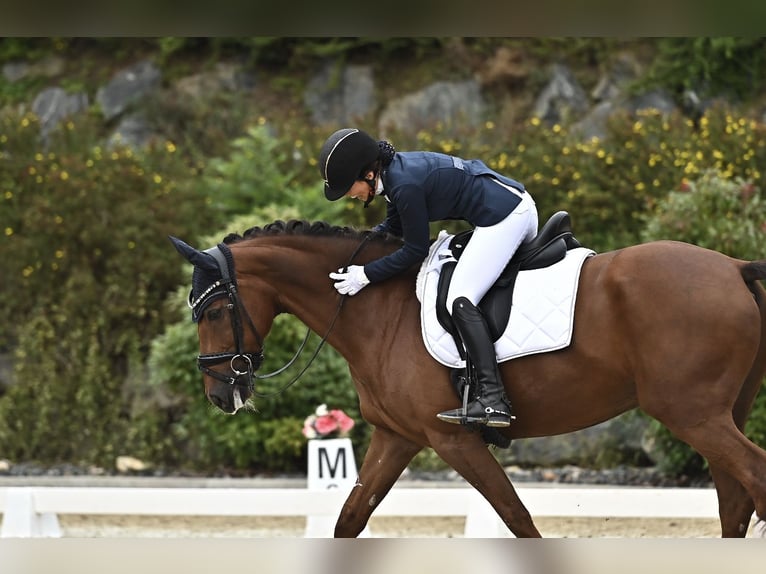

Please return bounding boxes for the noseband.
[188,243,265,392]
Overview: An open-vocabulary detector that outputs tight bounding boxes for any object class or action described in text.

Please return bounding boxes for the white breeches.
[446,182,538,312]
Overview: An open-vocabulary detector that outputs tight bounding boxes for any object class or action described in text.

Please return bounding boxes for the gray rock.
[2,56,65,83]
[572,88,679,142]
[533,63,590,124]
[3,62,29,83]
[107,115,156,150]
[96,60,161,121]
[378,80,484,137]
[32,87,89,139]
[591,52,641,102]
[571,100,616,141]
[305,62,377,126]
[175,62,255,99]
[499,411,650,467]
[625,88,677,115]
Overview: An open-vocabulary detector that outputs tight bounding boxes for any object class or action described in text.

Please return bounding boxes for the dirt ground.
[58,513,754,538]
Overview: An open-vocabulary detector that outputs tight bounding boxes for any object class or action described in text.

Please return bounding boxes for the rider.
[318,128,538,428]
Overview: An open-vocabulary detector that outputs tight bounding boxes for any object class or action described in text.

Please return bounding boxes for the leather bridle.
[188,243,265,393]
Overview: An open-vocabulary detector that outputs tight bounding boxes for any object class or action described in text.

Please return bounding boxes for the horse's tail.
[739,259,766,534]
[741,260,766,284]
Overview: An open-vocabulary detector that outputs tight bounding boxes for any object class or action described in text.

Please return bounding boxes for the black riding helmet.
[318,128,380,201]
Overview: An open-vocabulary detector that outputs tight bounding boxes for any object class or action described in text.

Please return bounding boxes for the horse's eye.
[206,308,223,321]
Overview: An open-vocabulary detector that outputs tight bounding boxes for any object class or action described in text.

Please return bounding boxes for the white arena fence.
[0,485,725,538]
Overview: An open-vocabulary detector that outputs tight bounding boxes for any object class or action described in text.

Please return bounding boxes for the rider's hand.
[329,265,370,296]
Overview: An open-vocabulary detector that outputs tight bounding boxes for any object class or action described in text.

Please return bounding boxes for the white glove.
[329,265,370,296]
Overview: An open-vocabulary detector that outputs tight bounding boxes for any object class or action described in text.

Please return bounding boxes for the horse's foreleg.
[334,426,421,538]
[429,428,541,538]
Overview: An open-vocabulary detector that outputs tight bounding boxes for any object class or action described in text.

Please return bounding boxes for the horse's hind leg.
[708,367,762,537]
[662,416,766,534]
[709,465,755,537]
[334,426,421,538]
[429,428,541,537]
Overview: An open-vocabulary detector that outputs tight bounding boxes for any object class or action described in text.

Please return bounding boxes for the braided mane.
[222,219,398,245]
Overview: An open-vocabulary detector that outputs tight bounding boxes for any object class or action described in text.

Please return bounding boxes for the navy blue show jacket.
[366,151,526,283]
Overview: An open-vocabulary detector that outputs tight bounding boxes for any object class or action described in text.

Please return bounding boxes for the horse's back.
[580,240,759,335]
[505,239,763,436]
[599,240,754,302]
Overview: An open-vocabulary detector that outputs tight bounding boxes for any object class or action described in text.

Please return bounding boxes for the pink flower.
[302,406,356,439]
[331,409,355,433]
[313,414,339,435]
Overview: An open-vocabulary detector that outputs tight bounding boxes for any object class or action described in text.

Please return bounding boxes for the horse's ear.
[168,236,219,272]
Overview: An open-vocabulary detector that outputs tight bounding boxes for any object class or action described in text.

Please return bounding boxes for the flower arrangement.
[302,404,355,439]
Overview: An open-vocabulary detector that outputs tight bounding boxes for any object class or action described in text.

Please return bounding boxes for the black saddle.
[435,211,582,341]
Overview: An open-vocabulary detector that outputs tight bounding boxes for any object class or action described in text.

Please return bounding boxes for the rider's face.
[345,171,375,202]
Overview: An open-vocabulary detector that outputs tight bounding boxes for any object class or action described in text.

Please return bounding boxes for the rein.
[190,234,373,398]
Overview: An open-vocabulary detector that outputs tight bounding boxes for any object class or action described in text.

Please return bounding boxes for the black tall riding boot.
[437,297,514,428]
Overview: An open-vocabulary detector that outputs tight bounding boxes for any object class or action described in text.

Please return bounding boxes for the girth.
[435,211,582,341]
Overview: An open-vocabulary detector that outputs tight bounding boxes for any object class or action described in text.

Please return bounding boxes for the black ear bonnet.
[187,244,235,323]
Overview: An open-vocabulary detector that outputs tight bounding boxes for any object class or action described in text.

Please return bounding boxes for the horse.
[170,218,766,538]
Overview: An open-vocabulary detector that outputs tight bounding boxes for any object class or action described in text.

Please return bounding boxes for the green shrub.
[0,109,217,466]
[0,107,356,471]
[642,170,766,258]
[643,38,766,100]
[203,123,296,218]
[475,106,766,251]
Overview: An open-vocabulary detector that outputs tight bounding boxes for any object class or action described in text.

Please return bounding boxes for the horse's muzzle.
[197,351,263,412]
[207,383,248,413]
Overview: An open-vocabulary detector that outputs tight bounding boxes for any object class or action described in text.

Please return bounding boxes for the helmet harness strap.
[362,168,380,209]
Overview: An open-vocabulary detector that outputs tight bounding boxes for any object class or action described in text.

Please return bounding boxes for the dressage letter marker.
[315,445,348,484]
[306,438,370,536]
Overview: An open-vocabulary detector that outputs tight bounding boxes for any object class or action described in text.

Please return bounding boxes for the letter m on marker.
[318,446,347,479]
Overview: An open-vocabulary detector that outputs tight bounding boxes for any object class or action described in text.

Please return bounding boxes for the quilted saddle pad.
[416,230,595,368]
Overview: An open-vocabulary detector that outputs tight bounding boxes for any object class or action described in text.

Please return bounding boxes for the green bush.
[642,170,766,259]
[0,109,217,466]
[203,123,296,218]
[0,105,365,472]
[478,106,766,251]
[643,38,766,100]
[639,171,766,475]
[370,105,766,252]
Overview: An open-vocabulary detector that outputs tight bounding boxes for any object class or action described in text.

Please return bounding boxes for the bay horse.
[170,218,766,538]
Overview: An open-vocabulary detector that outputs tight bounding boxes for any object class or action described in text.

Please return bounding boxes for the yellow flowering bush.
[0,110,218,464]
[466,105,766,251]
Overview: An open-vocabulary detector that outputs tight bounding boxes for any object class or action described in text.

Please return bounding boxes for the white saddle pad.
[416,230,594,368]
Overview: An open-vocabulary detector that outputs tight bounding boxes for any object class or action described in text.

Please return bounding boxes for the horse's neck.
[237,236,412,362]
